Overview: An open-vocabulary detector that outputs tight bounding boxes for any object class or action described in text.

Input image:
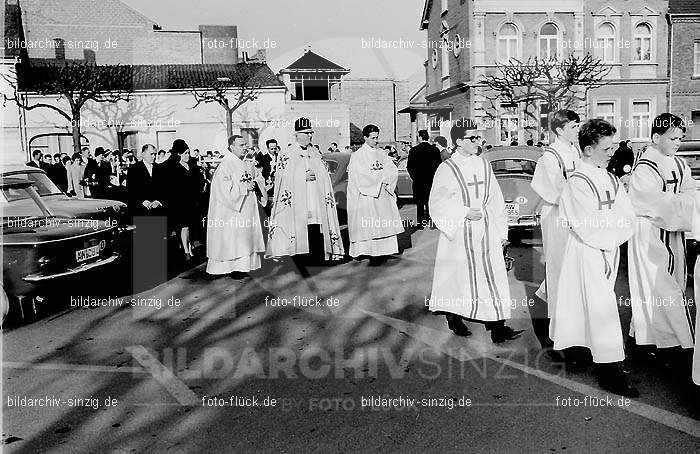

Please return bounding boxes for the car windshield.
[491,159,536,175]
[679,154,700,179]
[1,186,48,218]
[3,171,63,197]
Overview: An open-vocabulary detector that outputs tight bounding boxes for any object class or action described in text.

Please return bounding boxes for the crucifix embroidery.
[467,174,485,199]
[599,190,615,210]
[666,170,679,193]
[564,162,576,178]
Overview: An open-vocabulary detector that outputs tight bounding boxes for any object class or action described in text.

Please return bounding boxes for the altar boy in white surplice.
[553,119,639,398]
[347,124,404,266]
[531,110,581,337]
[428,119,523,344]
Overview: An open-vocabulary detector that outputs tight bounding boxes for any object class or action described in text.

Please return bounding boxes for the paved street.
[2,206,699,453]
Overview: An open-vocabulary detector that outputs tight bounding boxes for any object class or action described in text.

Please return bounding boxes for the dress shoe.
[368,256,388,266]
[447,319,472,337]
[490,325,524,343]
[598,366,640,398]
[228,271,250,280]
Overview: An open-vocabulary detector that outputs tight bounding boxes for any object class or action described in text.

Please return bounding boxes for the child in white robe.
[554,119,639,397]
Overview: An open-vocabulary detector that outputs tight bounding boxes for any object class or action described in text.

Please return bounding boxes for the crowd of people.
[30,112,699,398]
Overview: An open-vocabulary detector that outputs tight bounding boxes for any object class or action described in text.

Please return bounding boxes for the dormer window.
[290,73,341,101]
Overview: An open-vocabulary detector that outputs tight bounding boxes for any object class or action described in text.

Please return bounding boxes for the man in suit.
[407,129,442,229]
[127,144,163,217]
[26,150,44,169]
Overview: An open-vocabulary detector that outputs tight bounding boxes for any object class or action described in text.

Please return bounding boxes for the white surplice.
[552,162,636,363]
[627,145,698,348]
[206,152,266,274]
[428,152,511,321]
[347,143,404,257]
[531,138,581,318]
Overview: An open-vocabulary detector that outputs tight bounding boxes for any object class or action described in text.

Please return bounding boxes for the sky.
[121,0,427,63]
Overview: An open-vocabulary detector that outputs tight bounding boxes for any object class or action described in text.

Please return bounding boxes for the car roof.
[0,177,34,189]
[481,146,543,162]
[2,164,45,173]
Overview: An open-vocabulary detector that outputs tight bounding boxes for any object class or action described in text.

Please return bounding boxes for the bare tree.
[2,61,133,154]
[479,53,612,137]
[184,63,266,138]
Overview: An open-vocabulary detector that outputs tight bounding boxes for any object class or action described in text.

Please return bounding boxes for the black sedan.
[2,178,122,319]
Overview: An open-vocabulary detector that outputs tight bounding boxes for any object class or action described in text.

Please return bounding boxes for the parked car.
[2,178,122,318]
[1,165,133,233]
[674,140,700,274]
[482,146,544,241]
[675,140,700,181]
[321,151,351,224]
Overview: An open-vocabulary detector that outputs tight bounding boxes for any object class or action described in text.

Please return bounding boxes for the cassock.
[530,138,581,319]
[206,152,266,274]
[627,145,697,349]
[552,162,636,363]
[428,153,511,321]
[347,143,404,257]
[266,142,344,260]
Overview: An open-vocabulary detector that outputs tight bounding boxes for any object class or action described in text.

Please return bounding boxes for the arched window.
[595,23,616,63]
[498,23,519,62]
[539,23,559,59]
[633,23,652,61]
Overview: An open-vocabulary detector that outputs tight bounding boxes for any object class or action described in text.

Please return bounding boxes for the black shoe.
[490,326,524,343]
[368,256,388,266]
[446,316,472,337]
[228,271,250,280]
[598,367,640,398]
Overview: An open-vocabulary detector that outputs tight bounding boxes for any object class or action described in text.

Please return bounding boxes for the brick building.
[669,0,700,139]
[418,0,679,146]
[1,0,290,165]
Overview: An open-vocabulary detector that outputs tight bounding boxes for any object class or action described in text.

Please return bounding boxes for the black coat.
[48,163,69,193]
[126,161,163,216]
[255,152,273,181]
[160,157,204,231]
[407,141,442,199]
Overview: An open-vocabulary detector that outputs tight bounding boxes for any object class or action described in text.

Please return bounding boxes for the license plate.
[505,203,520,217]
[76,245,100,263]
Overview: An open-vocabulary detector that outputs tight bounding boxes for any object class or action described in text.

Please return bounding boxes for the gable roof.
[17,62,285,92]
[20,0,156,28]
[420,0,432,30]
[281,50,348,73]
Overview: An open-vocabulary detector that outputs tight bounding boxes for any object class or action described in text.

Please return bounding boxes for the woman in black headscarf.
[162,139,205,261]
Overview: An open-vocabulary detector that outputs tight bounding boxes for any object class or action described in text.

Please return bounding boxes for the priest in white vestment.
[628,113,697,351]
[553,119,639,397]
[428,119,523,343]
[531,110,581,328]
[347,124,404,265]
[266,118,345,264]
[206,135,267,276]
[693,259,700,385]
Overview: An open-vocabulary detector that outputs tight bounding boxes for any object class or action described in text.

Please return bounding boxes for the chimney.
[198,25,238,64]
